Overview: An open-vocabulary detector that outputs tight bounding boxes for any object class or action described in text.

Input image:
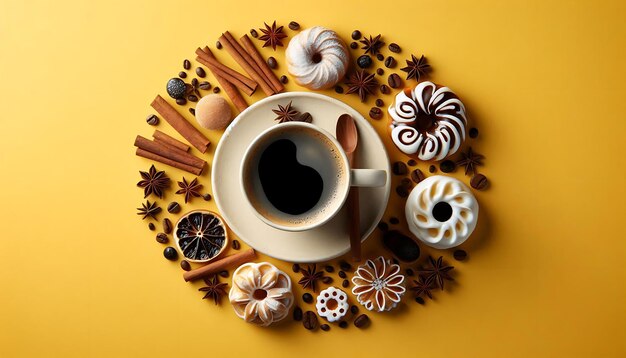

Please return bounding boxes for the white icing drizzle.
[285,27,349,90]
[388,81,467,160]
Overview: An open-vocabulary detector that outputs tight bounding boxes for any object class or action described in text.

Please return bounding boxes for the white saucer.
[212,92,391,263]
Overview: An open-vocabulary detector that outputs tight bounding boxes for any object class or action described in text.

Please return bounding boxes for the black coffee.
[258,139,323,215]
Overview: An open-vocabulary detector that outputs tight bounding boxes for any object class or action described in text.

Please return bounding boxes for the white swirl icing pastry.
[285,26,349,90]
[405,175,478,249]
[388,82,467,161]
[229,262,294,327]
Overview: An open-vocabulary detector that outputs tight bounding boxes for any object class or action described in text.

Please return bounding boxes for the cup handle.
[350,169,387,187]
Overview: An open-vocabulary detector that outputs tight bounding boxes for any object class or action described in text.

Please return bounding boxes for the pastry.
[388,81,467,161]
[229,262,294,326]
[315,287,349,322]
[195,94,232,130]
[405,175,478,249]
[351,256,406,312]
[285,26,349,90]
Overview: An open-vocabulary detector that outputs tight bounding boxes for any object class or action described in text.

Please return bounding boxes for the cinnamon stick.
[134,135,206,169]
[201,47,248,112]
[220,32,275,96]
[151,95,210,153]
[136,148,203,175]
[153,130,190,152]
[240,34,284,94]
[183,249,256,282]
[194,48,257,96]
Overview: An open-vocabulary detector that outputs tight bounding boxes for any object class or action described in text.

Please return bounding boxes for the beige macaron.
[195,94,232,130]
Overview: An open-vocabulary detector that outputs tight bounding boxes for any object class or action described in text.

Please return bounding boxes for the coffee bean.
[351,30,362,40]
[392,161,408,175]
[324,265,334,273]
[232,240,240,250]
[180,260,191,271]
[167,202,180,214]
[178,71,187,79]
[293,306,303,321]
[415,296,425,304]
[250,29,258,38]
[354,314,370,328]
[292,263,300,273]
[321,276,332,284]
[369,107,383,120]
[216,40,222,49]
[213,87,220,93]
[288,21,300,30]
[320,324,330,331]
[146,114,159,126]
[406,268,415,276]
[297,112,312,123]
[148,222,155,231]
[342,279,349,288]
[357,55,372,69]
[280,75,288,84]
[267,56,277,69]
[163,247,178,260]
[454,249,468,261]
[407,159,417,166]
[429,165,436,173]
[388,73,403,89]
[376,53,384,61]
[203,193,212,201]
[198,81,211,90]
[334,85,344,94]
[338,270,347,279]
[176,98,187,106]
[339,321,348,329]
[440,160,456,173]
[302,293,313,304]
[191,78,198,87]
[380,84,391,94]
[401,178,412,188]
[388,43,401,53]
[384,56,397,68]
[389,217,399,225]
[163,218,172,234]
[156,233,168,244]
[303,311,318,330]
[189,108,195,115]
[350,42,358,49]
[350,305,358,314]
[377,221,389,232]
[219,270,229,278]
[375,98,384,107]
[339,260,351,271]
[195,67,206,78]
[396,185,410,198]
[469,127,479,138]
[187,94,198,102]
[183,59,191,70]
[376,68,384,76]
[471,174,489,190]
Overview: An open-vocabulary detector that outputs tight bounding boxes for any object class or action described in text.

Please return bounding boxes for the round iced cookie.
[388,81,467,161]
[405,175,478,249]
[195,94,232,130]
[315,287,349,322]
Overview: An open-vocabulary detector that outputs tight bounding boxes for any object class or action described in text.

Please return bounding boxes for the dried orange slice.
[174,210,228,263]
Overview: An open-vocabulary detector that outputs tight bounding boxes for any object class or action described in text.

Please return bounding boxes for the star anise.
[345,70,378,102]
[360,34,384,55]
[456,147,484,175]
[137,200,161,220]
[259,21,287,50]
[175,177,203,203]
[410,275,435,299]
[298,264,325,292]
[401,54,431,81]
[199,275,228,305]
[420,256,454,290]
[137,165,170,198]
[272,101,300,123]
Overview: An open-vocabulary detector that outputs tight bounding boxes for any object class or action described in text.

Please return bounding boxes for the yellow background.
[1,0,625,356]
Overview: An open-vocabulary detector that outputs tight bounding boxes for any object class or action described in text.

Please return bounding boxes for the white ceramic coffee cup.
[241,122,386,232]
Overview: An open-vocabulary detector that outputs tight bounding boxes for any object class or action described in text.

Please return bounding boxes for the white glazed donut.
[315,287,349,322]
[388,81,467,161]
[285,26,349,90]
[405,175,478,249]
